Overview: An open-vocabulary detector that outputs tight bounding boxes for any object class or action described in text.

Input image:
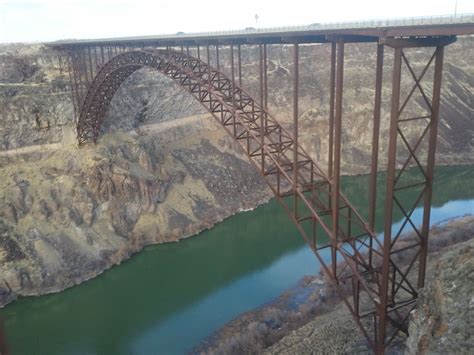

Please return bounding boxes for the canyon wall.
[1,37,473,170]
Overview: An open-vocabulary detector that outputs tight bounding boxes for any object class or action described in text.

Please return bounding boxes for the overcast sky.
[0,0,473,43]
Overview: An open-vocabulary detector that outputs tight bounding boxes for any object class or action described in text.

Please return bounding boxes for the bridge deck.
[49,14,474,48]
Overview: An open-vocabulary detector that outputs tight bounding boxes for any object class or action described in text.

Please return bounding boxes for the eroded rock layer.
[0,118,270,307]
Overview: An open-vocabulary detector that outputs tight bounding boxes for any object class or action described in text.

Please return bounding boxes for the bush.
[12,56,38,82]
[51,75,68,92]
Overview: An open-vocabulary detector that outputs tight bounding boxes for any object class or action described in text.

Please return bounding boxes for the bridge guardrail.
[162,13,474,38]
[50,13,474,45]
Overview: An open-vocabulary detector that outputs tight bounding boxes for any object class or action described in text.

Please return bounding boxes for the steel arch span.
[74,48,441,352]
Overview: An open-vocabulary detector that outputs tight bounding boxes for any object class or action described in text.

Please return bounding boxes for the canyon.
[0,35,472,321]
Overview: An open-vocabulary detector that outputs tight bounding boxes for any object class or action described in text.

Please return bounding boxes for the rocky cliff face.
[0,118,270,307]
[0,44,73,149]
[405,231,474,353]
[1,37,473,170]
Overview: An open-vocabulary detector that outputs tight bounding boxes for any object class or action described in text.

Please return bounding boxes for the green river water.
[2,165,473,354]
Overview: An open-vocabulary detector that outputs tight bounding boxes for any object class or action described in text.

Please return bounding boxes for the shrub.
[51,75,68,92]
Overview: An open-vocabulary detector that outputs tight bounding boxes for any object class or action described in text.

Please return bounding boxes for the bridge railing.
[163,13,474,38]
[313,13,474,30]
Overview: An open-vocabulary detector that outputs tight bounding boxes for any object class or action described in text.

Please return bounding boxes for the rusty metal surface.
[53,29,457,353]
[375,42,446,350]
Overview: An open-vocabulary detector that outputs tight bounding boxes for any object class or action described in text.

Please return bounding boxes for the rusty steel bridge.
[48,17,474,354]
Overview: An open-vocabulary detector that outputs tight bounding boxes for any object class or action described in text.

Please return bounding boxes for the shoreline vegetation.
[195,214,474,354]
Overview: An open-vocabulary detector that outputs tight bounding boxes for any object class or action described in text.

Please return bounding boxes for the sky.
[0,0,473,43]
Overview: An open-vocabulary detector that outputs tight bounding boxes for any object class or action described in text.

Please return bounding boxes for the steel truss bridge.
[49,17,474,354]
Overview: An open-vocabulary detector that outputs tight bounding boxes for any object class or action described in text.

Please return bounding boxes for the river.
[2,165,473,354]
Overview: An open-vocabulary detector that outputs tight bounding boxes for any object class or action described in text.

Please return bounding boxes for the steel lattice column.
[375,37,452,352]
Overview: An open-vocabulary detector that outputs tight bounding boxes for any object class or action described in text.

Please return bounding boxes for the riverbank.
[196,214,474,354]
[0,119,272,308]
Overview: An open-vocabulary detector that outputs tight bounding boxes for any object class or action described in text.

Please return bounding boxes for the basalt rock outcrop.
[405,230,474,353]
[0,118,270,307]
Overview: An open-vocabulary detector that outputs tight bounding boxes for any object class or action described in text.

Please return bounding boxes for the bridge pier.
[376,37,450,351]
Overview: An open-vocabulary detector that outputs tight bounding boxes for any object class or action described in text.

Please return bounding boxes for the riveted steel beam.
[380,35,456,48]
